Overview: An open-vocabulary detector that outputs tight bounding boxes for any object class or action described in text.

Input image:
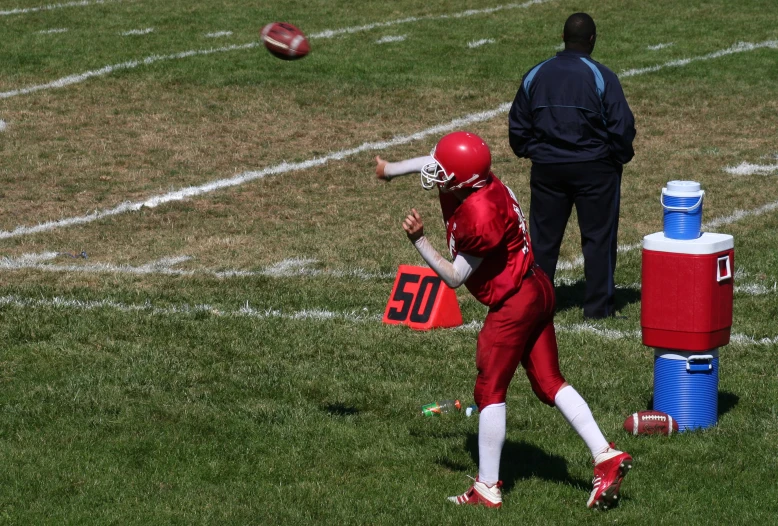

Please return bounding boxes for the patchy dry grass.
[3,75,778,276]
[2,1,778,523]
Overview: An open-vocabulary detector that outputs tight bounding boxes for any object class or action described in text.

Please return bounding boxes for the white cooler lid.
[653,349,720,359]
[643,232,734,254]
[665,180,702,196]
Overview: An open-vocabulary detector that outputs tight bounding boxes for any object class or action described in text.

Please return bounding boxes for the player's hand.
[375,156,390,181]
[402,209,424,242]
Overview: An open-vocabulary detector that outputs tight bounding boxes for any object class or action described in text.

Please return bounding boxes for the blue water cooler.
[653,350,720,430]
[642,181,734,431]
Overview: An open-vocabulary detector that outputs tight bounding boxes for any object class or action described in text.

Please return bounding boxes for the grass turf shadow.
[322,403,360,417]
[458,433,590,493]
[717,391,739,417]
[645,390,739,418]
[554,280,641,315]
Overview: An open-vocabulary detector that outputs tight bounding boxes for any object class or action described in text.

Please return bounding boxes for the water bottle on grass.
[421,399,461,416]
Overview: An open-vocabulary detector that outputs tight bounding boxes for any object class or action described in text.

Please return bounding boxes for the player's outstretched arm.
[375,155,434,181]
[402,209,482,288]
[375,156,390,180]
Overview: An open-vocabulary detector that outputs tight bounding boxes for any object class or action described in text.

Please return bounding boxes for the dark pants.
[529,159,623,319]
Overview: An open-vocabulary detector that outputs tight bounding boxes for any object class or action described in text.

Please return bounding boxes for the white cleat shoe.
[587,443,633,510]
[448,477,503,508]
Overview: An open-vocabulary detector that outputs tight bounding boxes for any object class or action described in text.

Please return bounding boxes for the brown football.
[623,410,679,436]
[260,22,310,60]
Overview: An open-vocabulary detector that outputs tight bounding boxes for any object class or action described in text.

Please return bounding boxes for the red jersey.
[439,174,534,307]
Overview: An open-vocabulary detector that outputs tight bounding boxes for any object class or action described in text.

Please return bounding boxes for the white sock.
[554,385,609,460]
[477,403,506,486]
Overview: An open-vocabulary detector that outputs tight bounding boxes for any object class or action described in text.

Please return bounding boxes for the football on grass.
[261,22,310,60]
[623,410,679,436]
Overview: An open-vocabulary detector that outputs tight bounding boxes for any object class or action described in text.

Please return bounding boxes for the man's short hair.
[563,12,596,44]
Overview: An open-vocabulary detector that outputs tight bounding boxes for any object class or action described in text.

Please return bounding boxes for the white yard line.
[729,333,778,346]
[3,251,58,263]
[1,292,773,346]
[5,250,772,293]
[724,162,778,176]
[647,42,674,51]
[1,0,120,16]
[0,120,6,132]
[37,28,69,34]
[204,31,233,38]
[376,35,407,44]
[555,255,584,271]
[0,104,510,240]
[136,255,192,270]
[734,282,778,295]
[468,38,496,48]
[261,258,318,277]
[702,200,778,230]
[0,253,395,280]
[0,294,381,323]
[1,12,773,102]
[620,40,778,78]
[120,28,154,36]
[0,43,260,100]
[1,1,552,100]
[609,280,777,297]
[307,0,552,39]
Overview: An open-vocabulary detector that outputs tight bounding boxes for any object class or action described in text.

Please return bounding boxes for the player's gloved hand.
[375,156,390,181]
[402,209,424,242]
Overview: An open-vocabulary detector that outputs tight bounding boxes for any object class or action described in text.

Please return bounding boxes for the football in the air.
[260,22,310,60]
[623,410,679,436]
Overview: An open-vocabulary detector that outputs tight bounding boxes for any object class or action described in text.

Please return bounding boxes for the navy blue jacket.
[509,50,636,165]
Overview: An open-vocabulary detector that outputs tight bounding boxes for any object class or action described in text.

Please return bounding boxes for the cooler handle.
[686,355,714,373]
[660,189,705,212]
[716,255,732,282]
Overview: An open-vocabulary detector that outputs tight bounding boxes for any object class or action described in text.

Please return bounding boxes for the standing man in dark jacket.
[509,12,635,319]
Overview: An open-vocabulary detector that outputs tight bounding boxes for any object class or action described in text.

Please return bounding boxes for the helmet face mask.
[419,131,491,192]
[420,150,454,190]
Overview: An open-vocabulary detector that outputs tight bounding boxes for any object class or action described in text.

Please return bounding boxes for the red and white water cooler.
[641,231,734,431]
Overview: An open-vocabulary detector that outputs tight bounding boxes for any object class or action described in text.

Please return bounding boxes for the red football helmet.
[421,131,492,191]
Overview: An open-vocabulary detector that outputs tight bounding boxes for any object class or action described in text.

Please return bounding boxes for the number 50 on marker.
[382,265,463,331]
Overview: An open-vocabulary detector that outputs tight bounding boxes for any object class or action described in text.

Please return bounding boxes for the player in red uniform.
[375,131,632,510]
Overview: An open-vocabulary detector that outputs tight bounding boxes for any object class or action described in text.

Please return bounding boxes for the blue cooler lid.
[643,232,733,254]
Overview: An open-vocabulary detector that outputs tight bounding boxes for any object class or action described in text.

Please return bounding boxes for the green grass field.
[1,0,778,523]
